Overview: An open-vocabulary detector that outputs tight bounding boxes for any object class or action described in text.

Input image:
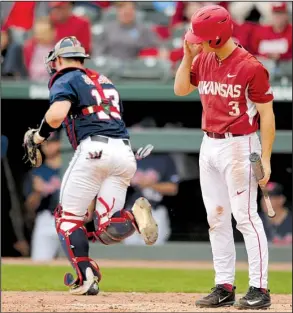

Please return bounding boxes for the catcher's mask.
[44,36,89,75]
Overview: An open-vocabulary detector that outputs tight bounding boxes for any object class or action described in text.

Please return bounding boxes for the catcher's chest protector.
[49,68,128,150]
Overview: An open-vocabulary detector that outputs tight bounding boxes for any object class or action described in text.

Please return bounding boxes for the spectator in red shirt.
[250,2,292,61]
[23,17,55,82]
[49,1,91,53]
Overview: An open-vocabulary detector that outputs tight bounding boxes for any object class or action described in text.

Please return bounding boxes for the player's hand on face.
[184,40,202,59]
[259,158,271,189]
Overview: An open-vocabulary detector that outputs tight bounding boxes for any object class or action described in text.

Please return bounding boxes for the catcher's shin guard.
[87,209,137,245]
[87,197,158,245]
[54,205,101,295]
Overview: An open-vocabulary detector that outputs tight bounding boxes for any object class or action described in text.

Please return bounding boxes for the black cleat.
[195,285,236,308]
[234,287,271,310]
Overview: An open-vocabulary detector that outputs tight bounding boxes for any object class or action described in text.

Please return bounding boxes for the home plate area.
[2,291,292,312]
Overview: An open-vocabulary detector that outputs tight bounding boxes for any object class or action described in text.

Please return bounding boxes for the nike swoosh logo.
[247,300,262,305]
[219,295,230,303]
[237,190,246,195]
[227,74,236,78]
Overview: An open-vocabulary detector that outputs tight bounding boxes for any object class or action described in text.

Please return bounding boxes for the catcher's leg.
[89,175,158,245]
[55,207,101,295]
[56,138,112,295]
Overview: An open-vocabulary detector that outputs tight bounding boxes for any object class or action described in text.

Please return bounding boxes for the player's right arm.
[174,41,202,96]
[33,80,76,144]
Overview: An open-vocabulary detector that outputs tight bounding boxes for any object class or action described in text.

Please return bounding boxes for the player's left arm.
[248,63,275,188]
[255,100,275,187]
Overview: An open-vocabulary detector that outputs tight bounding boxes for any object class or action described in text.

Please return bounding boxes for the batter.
[174,5,275,310]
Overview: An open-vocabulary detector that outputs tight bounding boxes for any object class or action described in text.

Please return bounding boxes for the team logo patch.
[98,75,113,85]
[82,74,95,86]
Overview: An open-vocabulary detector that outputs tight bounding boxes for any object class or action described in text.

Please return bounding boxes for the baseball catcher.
[23,36,158,295]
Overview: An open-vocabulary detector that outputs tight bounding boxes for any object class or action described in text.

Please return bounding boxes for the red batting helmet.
[185,5,233,48]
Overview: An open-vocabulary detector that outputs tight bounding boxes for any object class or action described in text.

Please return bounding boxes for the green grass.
[2,265,292,294]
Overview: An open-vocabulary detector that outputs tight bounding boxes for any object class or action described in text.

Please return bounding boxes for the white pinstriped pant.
[199,132,268,288]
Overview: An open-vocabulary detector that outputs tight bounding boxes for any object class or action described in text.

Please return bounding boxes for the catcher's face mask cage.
[44,36,90,75]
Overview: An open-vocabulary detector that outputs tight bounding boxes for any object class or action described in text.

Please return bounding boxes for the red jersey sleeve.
[190,54,201,87]
[247,63,274,103]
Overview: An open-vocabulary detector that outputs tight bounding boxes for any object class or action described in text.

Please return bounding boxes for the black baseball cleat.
[234,286,271,310]
[195,284,236,308]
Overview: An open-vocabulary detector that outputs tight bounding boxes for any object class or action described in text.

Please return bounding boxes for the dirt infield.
[2,258,292,312]
[2,292,292,312]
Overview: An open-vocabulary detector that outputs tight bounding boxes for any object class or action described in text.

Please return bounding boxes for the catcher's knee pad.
[54,205,102,287]
[88,209,137,245]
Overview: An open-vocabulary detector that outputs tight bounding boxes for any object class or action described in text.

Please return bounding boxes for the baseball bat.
[249,152,276,218]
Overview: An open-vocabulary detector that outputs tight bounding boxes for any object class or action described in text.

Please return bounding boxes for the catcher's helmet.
[45,36,89,74]
[185,5,233,49]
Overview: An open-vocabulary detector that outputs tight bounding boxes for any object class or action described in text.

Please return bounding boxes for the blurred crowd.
[1,1,292,83]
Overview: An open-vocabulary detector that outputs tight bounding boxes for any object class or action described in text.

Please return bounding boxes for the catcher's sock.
[223,284,233,292]
[59,227,98,281]
[68,229,92,280]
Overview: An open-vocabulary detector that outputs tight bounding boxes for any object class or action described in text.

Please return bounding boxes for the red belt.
[206,132,245,139]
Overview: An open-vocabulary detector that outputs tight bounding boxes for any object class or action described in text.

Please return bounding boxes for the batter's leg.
[199,142,236,287]
[224,134,268,289]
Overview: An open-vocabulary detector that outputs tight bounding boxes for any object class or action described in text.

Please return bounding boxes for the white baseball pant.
[60,136,137,231]
[199,132,268,289]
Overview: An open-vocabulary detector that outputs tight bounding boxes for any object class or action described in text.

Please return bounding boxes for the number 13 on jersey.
[91,88,121,120]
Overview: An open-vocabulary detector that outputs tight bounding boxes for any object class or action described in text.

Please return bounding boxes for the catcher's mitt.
[23,129,43,167]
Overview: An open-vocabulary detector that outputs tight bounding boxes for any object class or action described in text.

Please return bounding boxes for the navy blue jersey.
[49,68,129,149]
[127,154,179,209]
[23,164,61,214]
[261,210,292,244]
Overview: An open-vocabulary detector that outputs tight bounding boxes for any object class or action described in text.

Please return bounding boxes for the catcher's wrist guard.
[38,118,56,139]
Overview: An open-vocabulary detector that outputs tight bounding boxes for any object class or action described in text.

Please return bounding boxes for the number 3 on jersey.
[91,88,121,120]
[228,101,240,116]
